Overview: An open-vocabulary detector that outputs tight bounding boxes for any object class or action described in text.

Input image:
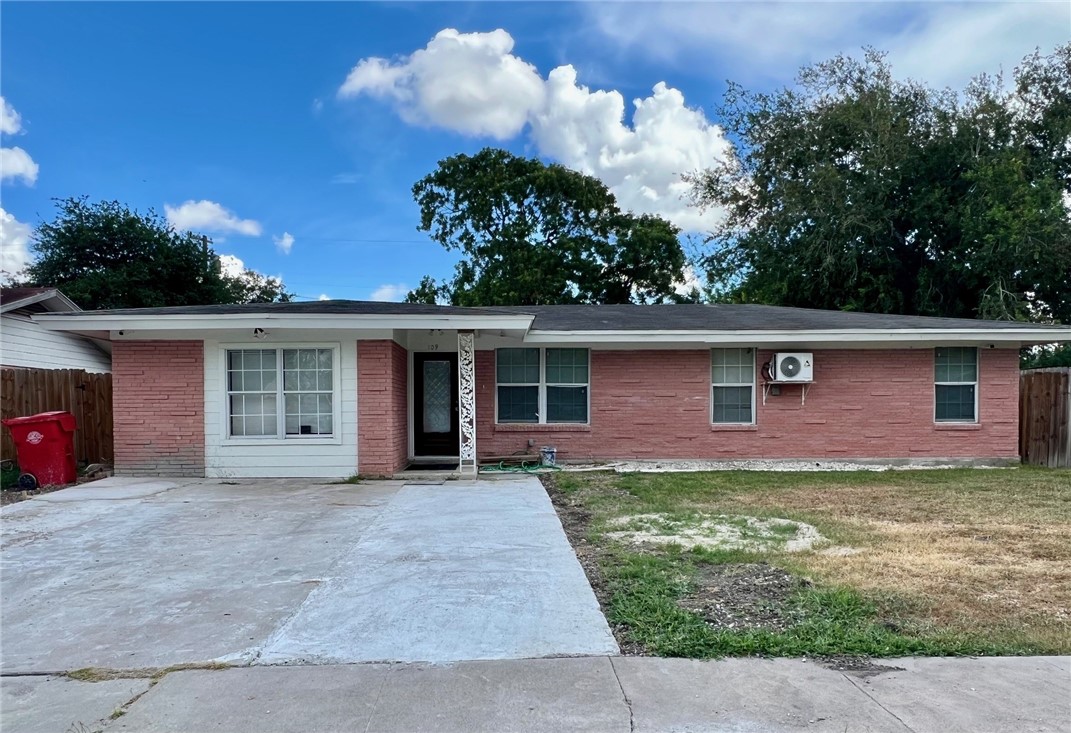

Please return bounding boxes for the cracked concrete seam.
[608,657,636,733]
[361,663,394,733]
[841,672,916,733]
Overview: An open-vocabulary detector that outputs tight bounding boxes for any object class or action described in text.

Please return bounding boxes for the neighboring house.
[0,288,111,373]
[32,301,1071,478]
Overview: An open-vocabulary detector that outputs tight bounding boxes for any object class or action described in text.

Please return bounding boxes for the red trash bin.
[2,411,78,489]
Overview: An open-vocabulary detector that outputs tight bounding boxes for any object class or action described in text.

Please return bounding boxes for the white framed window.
[935,347,978,423]
[496,347,589,424]
[711,348,756,424]
[226,347,339,438]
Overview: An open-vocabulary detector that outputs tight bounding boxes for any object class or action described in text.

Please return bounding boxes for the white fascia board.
[33,312,535,334]
[523,328,1071,346]
[0,289,80,314]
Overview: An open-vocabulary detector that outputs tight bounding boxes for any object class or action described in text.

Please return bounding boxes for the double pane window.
[935,347,977,422]
[497,348,589,424]
[228,347,335,438]
[712,348,755,424]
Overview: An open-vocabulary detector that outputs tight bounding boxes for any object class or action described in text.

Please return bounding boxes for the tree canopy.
[689,46,1071,323]
[22,197,290,309]
[406,148,688,306]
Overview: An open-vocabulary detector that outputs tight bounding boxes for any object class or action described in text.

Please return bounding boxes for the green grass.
[549,467,1071,658]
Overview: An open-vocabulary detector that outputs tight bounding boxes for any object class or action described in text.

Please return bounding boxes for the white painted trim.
[218,342,344,445]
[494,347,591,426]
[523,328,1071,345]
[710,347,757,426]
[933,347,981,426]
[204,339,358,478]
[1,289,80,314]
[34,312,534,332]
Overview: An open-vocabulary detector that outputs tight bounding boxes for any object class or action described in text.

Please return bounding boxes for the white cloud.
[0,146,39,185]
[338,28,545,139]
[318,293,331,301]
[165,200,262,236]
[339,29,730,231]
[586,2,1068,89]
[673,265,703,297]
[370,283,409,302]
[0,207,33,282]
[218,253,245,278]
[0,97,22,135]
[273,232,294,255]
[884,3,1071,89]
[532,66,730,232]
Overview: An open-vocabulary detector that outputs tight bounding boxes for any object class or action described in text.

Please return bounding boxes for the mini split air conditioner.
[772,353,814,382]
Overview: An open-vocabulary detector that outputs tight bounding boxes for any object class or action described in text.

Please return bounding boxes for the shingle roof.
[38,300,1052,332]
[504,304,1039,331]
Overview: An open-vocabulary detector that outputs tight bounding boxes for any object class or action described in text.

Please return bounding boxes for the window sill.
[934,423,981,431]
[711,424,759,432]
[494,423,591,433]
[222,436,343,447]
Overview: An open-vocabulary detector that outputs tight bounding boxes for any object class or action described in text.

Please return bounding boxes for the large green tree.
[689,46,1071,322]
[22,197,290,309]
[407,148,687,306]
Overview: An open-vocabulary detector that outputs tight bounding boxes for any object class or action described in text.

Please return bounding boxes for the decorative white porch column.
[457,330,477,476]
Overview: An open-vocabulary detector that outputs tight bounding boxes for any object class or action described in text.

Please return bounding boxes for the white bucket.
[539,446,557,467]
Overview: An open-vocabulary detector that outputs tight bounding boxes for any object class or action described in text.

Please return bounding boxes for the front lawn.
[545,467,1071,658]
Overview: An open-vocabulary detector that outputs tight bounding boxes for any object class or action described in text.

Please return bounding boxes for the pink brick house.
[35,302,1071,478]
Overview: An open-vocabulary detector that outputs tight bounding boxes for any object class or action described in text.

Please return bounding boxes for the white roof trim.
[1,289,81,314]
[31,311,1071,346]
[523,328,1071,345]
[33,311,535,333]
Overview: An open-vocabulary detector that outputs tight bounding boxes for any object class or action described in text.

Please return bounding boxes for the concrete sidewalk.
[5,655,1068,733]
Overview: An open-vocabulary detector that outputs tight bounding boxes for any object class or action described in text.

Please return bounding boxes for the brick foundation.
[357,340,409,476]
[113,341,205,476]
[476,348,1020,462]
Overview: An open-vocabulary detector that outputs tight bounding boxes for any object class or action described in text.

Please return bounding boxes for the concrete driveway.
[0,475,617,673]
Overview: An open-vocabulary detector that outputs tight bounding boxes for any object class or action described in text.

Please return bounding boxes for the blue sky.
[1,2,1067,302]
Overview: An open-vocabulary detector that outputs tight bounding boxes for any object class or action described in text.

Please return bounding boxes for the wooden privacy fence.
[1,367,113,466]
[1019,367,1071,468]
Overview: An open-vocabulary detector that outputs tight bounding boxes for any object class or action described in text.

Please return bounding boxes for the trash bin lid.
[1,411,77,430]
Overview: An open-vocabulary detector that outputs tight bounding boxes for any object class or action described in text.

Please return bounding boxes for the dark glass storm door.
[413,352,460,456]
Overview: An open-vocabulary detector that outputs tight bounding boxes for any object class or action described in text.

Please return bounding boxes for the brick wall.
[476,348,1020,462]
[113,341,205,476]
[357,340,409,476]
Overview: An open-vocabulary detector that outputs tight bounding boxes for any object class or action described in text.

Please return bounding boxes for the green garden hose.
[481,461,562,474]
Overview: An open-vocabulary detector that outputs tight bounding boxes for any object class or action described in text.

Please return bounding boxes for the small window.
[712,348,755,424]
[496,348,589,424]
[935,347,978,422]
[227,347,336,438]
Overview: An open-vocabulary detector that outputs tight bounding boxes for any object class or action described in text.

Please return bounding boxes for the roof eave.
[32,311,536,334]
[524,328,1071,346]
[0,289,81,314]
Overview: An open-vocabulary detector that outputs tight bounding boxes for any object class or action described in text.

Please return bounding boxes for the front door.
[413,352,459,456]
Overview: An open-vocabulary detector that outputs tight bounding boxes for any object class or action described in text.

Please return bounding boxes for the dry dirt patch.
[680,563,809,632]
[605,513,840,553]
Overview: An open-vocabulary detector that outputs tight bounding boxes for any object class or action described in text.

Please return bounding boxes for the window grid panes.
[497,348,540,384]
[711,348,755,424]
[935,347,978,422]
[496,348,589,424]
[226,347,335,438]
[282,348,333,435]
